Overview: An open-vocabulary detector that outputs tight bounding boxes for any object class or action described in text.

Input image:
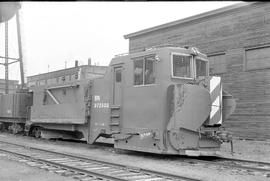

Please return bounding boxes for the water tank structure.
[0,2,25,92]
[0,2,21,23]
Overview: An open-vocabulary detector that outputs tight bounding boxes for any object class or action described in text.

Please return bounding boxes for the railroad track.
[0,136,269,180]
[212,157,270,173]
[0,140,198,181]
[183,157,270,177]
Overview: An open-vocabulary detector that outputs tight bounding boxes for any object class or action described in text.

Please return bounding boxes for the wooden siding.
[127,2,270,140]
[208,53,226,74]
[245,46,270,70]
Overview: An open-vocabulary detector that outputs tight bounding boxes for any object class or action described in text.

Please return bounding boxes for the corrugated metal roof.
[124,2,258,39]
[27,65,107,79]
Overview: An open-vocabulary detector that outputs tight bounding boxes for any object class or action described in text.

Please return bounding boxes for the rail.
[181,156,270,177]
[0,140,199,181]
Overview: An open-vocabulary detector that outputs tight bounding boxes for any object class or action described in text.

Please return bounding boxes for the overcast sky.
[0,1,241,81]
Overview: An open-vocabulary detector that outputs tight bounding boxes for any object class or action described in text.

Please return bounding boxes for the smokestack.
[75,60,78,67]
[88,58,91,66]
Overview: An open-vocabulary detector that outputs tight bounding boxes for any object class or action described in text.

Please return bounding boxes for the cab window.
[196,58,208,77]
[134,56,155,85]
[115,69,122,82]
[172,54,192,78]
[144,56,155,84]
[134,58,144,85]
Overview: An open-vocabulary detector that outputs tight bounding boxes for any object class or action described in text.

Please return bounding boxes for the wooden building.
[124,2,270,140]
[27,62,107,87]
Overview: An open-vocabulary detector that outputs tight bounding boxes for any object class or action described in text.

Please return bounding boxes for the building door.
[113,67,122,105]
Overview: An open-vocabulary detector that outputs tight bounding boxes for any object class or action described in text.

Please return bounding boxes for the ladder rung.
[110,106,120,109]
[109,122,120,126]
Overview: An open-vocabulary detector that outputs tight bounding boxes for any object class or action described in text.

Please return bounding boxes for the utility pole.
[5,21,9,94]
[16,10,25,88]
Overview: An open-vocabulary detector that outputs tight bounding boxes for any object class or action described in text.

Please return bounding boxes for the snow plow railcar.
[0,46,236,156]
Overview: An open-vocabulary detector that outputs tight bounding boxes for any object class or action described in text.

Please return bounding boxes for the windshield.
[172,54,192,78]
[171,52,209,79]
[196,58,208,77]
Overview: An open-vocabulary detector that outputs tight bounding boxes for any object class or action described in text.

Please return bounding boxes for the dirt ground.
[221,139,270,163]
[0,133,269,181]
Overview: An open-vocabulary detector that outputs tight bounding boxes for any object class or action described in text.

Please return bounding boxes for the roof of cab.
[110,46,207,65]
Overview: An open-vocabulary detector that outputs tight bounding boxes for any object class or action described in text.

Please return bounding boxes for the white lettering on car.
[94,102,109,108]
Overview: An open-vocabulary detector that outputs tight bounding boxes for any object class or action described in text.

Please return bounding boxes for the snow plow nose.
[166,84,211,132]
[166,84,213,150]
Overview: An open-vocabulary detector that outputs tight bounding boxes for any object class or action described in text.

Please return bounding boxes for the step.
[110,106,121,110]
[111,114,120,118]
[109,122,120,126]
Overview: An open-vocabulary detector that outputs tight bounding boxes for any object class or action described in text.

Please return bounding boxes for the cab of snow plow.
[105,46,236,156]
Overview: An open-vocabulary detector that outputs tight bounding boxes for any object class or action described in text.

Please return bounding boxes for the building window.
[48,78,57,85]
[62,89,66,95]
[39,80,46,86]
[134,55,155,86]
[70,74,75,81]
[28,81,36,87]
[245,46,270,71]
[172,54,192,78]
[208,53,226,74]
